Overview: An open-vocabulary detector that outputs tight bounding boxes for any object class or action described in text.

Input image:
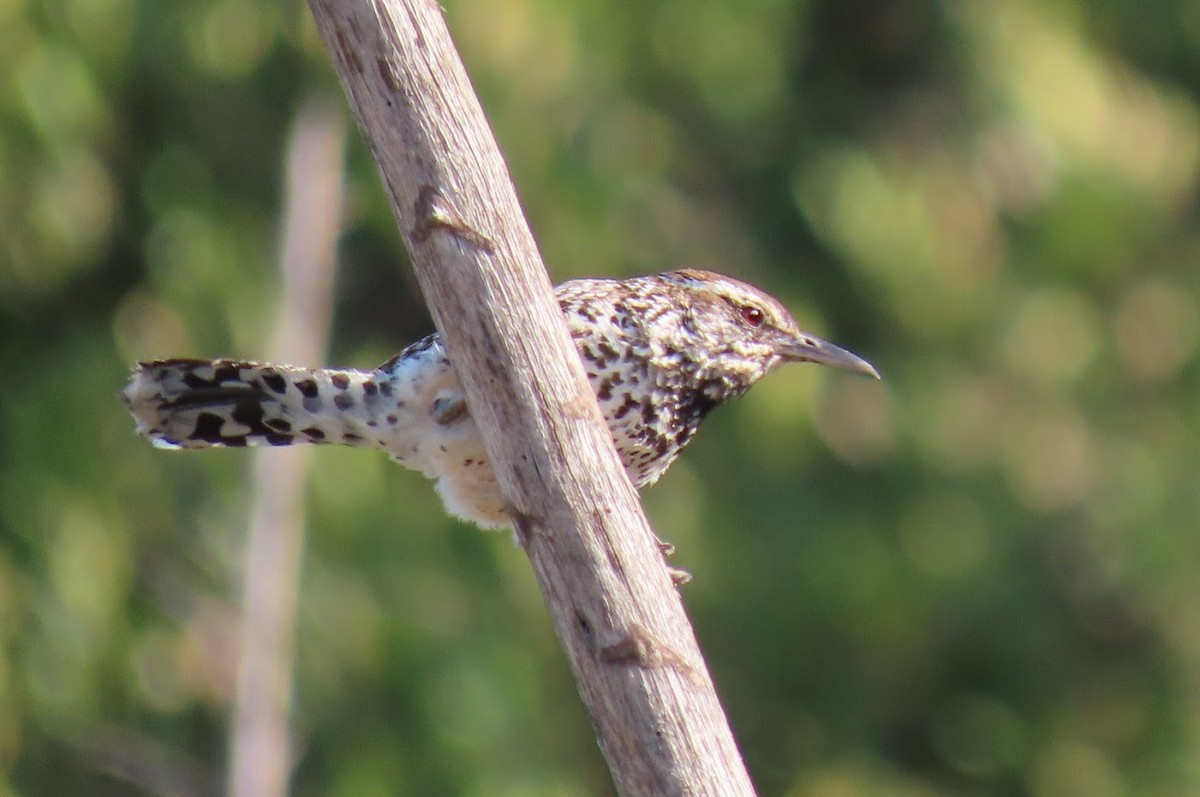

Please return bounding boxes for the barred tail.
[123,358,382,451]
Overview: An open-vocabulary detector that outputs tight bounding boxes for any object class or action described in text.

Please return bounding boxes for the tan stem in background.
[228,100,346,797]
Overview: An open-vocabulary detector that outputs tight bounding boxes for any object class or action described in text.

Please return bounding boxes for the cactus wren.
[124,269,878,527]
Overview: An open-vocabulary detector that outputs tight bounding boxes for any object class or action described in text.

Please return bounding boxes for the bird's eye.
[740,306,765,327]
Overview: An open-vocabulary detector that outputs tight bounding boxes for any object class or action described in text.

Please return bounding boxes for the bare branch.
[305,1,757,794]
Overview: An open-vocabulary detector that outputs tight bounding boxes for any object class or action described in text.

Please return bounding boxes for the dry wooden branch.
[304,1,757,794]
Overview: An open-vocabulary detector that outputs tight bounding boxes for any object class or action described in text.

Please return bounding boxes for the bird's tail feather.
[123,358,383,451]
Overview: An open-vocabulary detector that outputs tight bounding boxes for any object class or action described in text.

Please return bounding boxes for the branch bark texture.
[305,2,757,794]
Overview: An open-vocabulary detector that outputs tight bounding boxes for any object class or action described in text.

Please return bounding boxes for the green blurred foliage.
[1,0,1199,794]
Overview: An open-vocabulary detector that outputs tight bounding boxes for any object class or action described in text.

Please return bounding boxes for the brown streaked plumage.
[123,270,878,528]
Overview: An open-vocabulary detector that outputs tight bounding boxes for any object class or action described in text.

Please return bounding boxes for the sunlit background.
[2,0,1199,794]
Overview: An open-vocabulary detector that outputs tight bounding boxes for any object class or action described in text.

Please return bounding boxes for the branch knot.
[412,184,495,254]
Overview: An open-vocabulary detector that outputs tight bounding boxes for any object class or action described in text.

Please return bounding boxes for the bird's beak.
[781,333,881,379]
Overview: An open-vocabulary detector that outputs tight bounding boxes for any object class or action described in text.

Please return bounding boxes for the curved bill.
[780,333,881,379]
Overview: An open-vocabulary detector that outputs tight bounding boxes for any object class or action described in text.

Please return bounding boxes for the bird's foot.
[655,535,691,585]
[431,393,468,426]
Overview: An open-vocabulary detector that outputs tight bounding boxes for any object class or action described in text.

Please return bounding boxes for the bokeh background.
[2,0,1199,794]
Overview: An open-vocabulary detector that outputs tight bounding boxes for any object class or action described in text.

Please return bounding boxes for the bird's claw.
[667,565,692,586]
[655,535,690,585]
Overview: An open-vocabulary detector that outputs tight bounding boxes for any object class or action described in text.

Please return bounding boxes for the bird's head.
[659,269,879,401]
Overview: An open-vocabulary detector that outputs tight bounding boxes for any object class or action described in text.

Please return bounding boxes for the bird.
[123,269,878,529]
